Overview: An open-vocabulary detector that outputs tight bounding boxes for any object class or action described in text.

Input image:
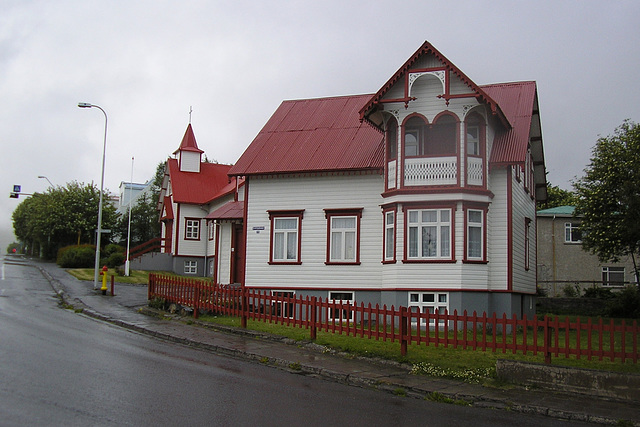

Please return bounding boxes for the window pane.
[410,293,419,302]
[439,294,447,303]
[469,210,482,223]
[440,226,450,257]
[409,211,418,223]
[331,232,342,260]
[333,217,356,229]
[440,209,450,222]
[344,231,356,260]
[385,227,394,258]
[423,294,434,303]
[274,233,284,259]
[409,227,418,257]
[275,218,297,230]
[422,210,437,223]
[468,226,481,258]
[386,211,394,225]
[286,232,297,260]
[423,226,437,257]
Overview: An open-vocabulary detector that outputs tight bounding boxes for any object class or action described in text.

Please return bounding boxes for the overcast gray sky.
[2,0,639,252]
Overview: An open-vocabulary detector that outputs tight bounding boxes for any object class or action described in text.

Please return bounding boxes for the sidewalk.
[34,259,640,425]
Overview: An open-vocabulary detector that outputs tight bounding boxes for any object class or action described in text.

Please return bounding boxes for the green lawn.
[66,268,165,284]
[196,314,640,380]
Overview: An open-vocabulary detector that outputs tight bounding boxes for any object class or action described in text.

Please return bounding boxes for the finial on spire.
[189,106,193,124]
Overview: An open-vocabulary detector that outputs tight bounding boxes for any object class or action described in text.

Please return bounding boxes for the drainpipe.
[552,215,556,296]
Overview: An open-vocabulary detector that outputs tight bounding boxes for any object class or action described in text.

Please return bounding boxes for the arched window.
[386,117,398,160]
[465,113,485,157]
[427,114,457,156]
[404,116,428,157]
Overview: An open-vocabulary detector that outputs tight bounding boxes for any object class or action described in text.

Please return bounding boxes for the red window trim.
[462,202,489,263]
[268,210,304,265]
[382,206,397,264]
[324,208,363,265]
[184,217,201,241]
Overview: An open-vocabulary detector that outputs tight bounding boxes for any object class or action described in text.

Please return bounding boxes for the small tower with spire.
[173,123,204,173]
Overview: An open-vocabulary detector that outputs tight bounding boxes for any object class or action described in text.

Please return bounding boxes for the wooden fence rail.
[148,274,639,364]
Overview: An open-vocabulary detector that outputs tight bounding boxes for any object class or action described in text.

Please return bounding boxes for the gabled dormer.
[173,124,204,173]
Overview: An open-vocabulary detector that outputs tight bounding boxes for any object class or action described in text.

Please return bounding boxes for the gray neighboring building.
[537,206,637,296]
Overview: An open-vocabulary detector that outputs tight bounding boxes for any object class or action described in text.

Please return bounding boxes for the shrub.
[57,245,96,268]
[104,243,125,257]
[606,286,640,319]
[583,286,615,299]
[105,251,125,268]
[561,284,580,298]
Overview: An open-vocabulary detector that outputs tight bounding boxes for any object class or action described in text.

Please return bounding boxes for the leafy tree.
[538,183,578,210]
[573,119,640,285]
[11,182,117,259]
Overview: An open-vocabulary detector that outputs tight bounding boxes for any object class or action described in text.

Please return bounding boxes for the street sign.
[13,185,21,193]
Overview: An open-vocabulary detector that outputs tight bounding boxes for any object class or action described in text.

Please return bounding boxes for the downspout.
[552,214,556,296]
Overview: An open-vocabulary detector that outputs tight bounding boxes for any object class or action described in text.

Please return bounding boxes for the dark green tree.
[573,120,640,285]
[538,183,578,210]
[11,182,117,259]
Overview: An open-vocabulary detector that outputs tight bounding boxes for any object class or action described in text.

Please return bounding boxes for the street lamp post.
[125,157,134,276]
[78,102,108,290]
[38,175,54,188]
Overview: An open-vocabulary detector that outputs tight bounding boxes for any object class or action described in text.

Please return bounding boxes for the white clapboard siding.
[244,174,384,289]
[176,204,207,256]
[487,169,509,291]
[510,170,538,294]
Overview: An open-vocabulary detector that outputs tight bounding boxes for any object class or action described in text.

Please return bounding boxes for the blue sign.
[13,185,21,193]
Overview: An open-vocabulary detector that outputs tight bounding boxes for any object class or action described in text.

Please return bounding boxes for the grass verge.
[198,314,640,380]
[66,268,167,285]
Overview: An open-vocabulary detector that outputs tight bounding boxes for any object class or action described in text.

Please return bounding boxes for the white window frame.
[466,209,483,260]
[208,221,215,241]
[384,210,395,261]
[272,217,299,262]
[408,292,449,326]
[602,267,625,287]
[328,291,354,321]
[407,209,451,260]
[564,222,582,243]
[184,260,197,275]
[185,218,200,240]
[326,211,361,264]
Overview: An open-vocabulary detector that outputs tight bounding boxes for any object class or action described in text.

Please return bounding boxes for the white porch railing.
[467,157,483,186]
[404,156,457,186]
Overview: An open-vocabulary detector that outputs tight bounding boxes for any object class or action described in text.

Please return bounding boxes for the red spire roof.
[173,123,204,154]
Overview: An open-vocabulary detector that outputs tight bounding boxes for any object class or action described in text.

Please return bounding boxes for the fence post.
[193,282,200,319]
[310,296,317,340]
[400,306,408,356]
[544,315,552,365]
[110,275,115,296]
[241,286,248,329]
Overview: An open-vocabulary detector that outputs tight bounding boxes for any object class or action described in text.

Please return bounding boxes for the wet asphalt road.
[0,257,590,426]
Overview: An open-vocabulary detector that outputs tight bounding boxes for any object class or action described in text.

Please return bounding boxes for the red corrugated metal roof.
[229,95,384,176]
[482,81,537,165]
[206,200,244,220]
[168,159,234,204]
[173,123,204,154]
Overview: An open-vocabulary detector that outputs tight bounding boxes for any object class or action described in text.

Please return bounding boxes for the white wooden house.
[227,41,547,318]
[158,124,244,280]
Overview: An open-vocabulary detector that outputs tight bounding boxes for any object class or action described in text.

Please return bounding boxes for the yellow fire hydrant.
[100,265,108,295]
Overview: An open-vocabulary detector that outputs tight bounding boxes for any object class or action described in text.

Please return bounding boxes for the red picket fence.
[148,274,640,364]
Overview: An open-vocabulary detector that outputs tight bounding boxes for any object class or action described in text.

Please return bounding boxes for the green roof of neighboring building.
[537,205,576,216]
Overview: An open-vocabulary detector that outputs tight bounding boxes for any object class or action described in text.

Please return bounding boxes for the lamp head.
[77,102,92,108]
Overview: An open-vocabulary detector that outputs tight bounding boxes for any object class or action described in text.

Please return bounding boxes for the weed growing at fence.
[410,362,495,384]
